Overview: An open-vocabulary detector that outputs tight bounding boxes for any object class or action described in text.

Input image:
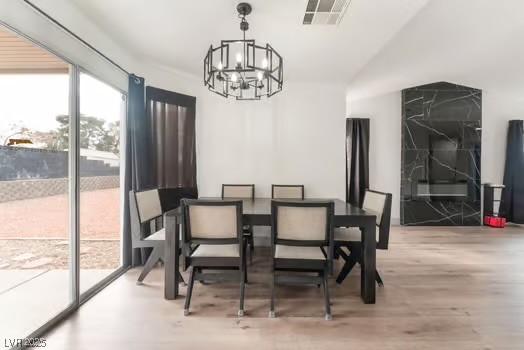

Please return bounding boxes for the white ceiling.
[347,0,524,100]
[69,0,429,83]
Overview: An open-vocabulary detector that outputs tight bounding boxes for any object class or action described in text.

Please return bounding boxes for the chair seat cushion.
[191,244,240,258]
[144,228,183,241]
[334,227,379,242]
[274,245,326,260]
[145,228,165,241]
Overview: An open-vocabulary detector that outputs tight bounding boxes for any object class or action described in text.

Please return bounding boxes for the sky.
[0,73,123,144]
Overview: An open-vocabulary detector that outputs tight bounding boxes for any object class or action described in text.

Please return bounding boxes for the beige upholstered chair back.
[363,190,386,226]
[135,189,162,223]
[222,184,254,199]
[276,206,328,241]
[187,204,239,240]
[272,185,304,199]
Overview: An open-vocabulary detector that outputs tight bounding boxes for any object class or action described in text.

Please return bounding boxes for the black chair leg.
[136,246,161,285]
[177,271,186,285]
[322,269,332,320]
[375,270,384,287]
[337,246,350,260]
[356,254,384,287]
[269,271,276,318]
[336,253,358,284]
[333,245,342,260]
[239,262,246,317]
[184,266,196,316]
[242,239,249,284]
[249,233,254,264]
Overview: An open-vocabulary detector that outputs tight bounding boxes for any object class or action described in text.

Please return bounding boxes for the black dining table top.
[180,197,374,217]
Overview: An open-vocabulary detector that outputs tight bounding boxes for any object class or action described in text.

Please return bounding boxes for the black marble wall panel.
[401,82,482,226]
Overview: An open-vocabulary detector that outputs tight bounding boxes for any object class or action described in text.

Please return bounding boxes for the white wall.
[482,92,524,184]
[198,82,346,198]
[347,92,402,221]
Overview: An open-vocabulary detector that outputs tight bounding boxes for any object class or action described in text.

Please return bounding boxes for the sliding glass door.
[78,72,124,292]
[0,25,73,342]
[0,24,126,341]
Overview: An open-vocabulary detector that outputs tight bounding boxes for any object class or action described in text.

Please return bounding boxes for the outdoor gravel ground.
[0,188,120,239]
[0,239,120,269]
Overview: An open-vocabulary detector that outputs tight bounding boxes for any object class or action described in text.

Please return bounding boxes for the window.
[0,24,127,341]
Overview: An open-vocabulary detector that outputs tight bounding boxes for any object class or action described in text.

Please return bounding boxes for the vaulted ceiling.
[346,0,524,100]
[68,0,429,82]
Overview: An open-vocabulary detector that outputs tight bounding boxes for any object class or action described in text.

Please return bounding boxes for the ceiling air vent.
[303,0,351,25]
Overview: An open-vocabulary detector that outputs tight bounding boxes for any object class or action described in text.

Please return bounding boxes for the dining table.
[164,197,377,304]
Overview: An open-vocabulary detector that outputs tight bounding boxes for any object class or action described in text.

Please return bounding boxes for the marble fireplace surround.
[401,82,482,226]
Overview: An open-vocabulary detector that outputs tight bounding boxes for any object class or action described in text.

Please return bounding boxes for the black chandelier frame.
[203,3,283,100]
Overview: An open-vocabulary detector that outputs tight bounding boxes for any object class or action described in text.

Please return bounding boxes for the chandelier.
[204,3,283,100]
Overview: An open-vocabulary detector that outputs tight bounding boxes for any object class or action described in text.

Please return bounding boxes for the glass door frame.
[76,67,127,302]
[0,22,129,343]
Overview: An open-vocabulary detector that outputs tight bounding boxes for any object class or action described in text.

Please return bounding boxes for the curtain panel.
[123,80,198,267]
[346,118,370,207]
[146,86,197,191]
[500,120,524,223]
[123,74,154,266]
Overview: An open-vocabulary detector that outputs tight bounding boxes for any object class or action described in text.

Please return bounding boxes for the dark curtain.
[346,118,370,207]
[123,74,155,267]
[500,120,524,223]
[158,188,199,212]
[146,86,197,190]
[123,80,198,267]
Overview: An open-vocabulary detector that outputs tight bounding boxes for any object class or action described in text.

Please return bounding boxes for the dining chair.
[222,184,255,263]
[130,188,195,285]
[129,189,167,284]
[334,189,392,285]
[270,200,334,320]
[271,184,305,199]
[222,184,255,199]
[181,199,246,317]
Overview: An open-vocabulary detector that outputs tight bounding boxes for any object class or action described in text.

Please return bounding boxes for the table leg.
[165,215,179,300]
[361,219,376,304]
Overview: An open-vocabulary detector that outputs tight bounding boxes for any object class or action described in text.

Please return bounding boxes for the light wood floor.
[44,226,524,350]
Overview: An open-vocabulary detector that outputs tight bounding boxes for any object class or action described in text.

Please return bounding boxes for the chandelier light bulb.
[231,73,238,82]
[261,57,268,69]
[236,52,242,63]
[257,71,263,81]
[217,61,223,71]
